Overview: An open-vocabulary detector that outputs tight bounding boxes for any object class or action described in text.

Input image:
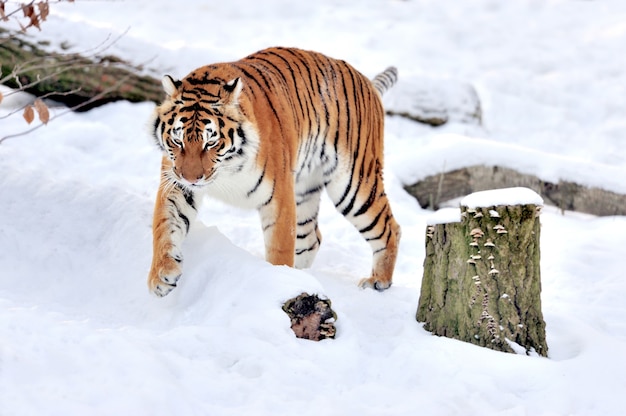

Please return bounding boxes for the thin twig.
[0,74,132,144]
[0,28,131,87]
[0,87,82,120]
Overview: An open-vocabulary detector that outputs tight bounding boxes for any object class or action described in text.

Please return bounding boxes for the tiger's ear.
[162,75,182,98]
[222,77,243,105]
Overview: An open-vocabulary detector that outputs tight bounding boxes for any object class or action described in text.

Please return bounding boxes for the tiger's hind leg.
[294,181,324,269]
[326,165,401,291]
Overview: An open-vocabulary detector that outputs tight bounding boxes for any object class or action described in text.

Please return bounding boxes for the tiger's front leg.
[148,161,197,297]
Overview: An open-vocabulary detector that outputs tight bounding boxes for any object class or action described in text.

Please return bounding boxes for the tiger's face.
[153,74,246,189]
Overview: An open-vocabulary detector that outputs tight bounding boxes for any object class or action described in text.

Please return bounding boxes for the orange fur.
[147,47,400,296]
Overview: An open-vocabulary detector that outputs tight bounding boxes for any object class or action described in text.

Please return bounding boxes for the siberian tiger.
[148,46,401,297]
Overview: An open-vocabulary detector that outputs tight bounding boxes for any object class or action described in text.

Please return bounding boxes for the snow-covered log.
[416,188,548,356]
[404,164,626,217]
[0,29,163,111]
[383,76,482,126]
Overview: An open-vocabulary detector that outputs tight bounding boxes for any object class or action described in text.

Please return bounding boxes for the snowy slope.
[2,1,626,415]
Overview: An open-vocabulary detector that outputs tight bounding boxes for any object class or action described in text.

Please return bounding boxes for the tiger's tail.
[372,66,398,96]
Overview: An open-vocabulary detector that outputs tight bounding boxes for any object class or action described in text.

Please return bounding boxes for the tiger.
[147,46,401,297]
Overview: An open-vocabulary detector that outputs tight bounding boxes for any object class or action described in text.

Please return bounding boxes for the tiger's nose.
[175,167,204,184]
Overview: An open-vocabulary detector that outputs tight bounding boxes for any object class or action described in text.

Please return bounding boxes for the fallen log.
[0,29,163,111]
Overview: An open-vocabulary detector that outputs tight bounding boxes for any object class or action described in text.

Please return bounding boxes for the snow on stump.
[282,293,337,341]
[416,187,548,356]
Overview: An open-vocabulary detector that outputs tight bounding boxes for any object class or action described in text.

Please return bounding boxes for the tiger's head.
[151,70,250,190]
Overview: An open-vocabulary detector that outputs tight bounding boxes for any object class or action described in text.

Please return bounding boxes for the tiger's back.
[148,47,401,296]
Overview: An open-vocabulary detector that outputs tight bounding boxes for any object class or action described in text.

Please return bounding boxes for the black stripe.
[247,167,266,197]
[282,48,317,137]
[263,50,307,127]
[178,211,190,233]
[340,146,368,216]
[341,177,362,216]
[297,217,316,227]
[175,183,196,209]
[236,65,282,125]
[259,180,276,207]
[372,227,392,254]
[359,207,386,234]
[236,126,247,146]
[297,230,313,239]
[296,240,319,255]
[297,184,324,206]
[331,65,355,208]
[168,197,190,233]
[310,53,331,136]
[252,51,302,131]
[154,119,165,150]
[366,219,389,242]
[186,77,222,86]
[354,164,379,217]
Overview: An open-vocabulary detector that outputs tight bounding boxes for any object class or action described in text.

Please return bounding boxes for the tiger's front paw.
[148,255,182,297]
[358,276,392,292]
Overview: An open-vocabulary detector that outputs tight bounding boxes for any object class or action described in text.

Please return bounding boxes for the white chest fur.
[201,123,271,210]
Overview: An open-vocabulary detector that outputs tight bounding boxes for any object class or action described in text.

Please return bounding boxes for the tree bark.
[416,202,548,356]
[404,164,626,217]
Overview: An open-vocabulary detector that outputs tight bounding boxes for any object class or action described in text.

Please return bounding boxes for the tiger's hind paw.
[358,276,392,292]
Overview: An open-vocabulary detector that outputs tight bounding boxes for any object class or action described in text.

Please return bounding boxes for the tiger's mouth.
[172,172,216,191]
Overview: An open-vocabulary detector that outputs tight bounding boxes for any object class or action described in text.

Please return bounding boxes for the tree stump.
[282,293,337,341]
[416,188,548,356]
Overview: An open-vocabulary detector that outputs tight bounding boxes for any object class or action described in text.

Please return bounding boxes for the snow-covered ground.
[1,1,626,415]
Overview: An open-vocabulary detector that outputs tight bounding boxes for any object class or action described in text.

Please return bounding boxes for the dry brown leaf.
[29,12,40,30]
[0,1,7,22]
[23,105,35,124]
[34,98,50,124]
[22,3,34,18]
[0,91,3,105]
[20,3,40,30]
[37,1,49,21]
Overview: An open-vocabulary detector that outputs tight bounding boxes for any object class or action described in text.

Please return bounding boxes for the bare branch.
[1,0,74,33]
[0,74,133,144]
[0,29,130,88]
[0,87,82,120]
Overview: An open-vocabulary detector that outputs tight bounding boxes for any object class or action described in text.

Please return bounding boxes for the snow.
[426,207,462,225]
[2,1,626,415]
[426,187,543,226]
[461,187,544,209]
[391,134,626,195]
